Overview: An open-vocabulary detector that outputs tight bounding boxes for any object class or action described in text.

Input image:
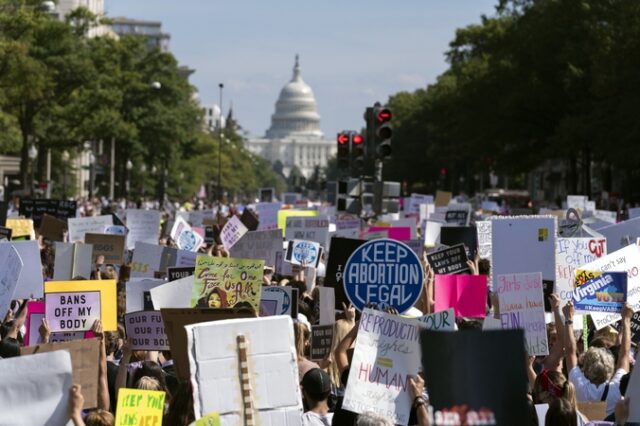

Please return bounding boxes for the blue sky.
[105,0,498,138]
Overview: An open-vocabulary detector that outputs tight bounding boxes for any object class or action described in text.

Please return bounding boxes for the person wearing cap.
[301,368,333,426]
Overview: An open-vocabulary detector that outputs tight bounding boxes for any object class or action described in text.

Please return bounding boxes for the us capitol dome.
[245,55,336,178]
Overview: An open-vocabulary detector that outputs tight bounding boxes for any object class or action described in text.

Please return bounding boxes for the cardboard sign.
[21,338,100,409]
[161,307,256,381]
[124,311,169,351]
[19,199,77,227]
[3,240,40,298]
[310,324,334,361]
[0,350,73,426]
[125,209,161,250]
[581,244,640,329]
[286,239,322,267]
[285,214,329,248]
[572,271,627,313]
[255,202,281,231]
[6,218,35,239]
[115,389,165,426]
[434,274,487,318]
[171,215,204,252]
[44,280,117,331]
[417,308,456,331]
[38,214,67,241]
[192,256,264,311]
[0,244,23,317]
[440,226,478,259]
[45,291,101,332]
[220,215,248,250]
[229,229,282,268]
[343,309,424,425]
[421,329,529,426]
[556,238,607,303]
[426,244,470,275]
[53,242,93,280]
[150,275,193,310]
[343,238,424,313]
[185,315,303,423]
[131,242,176,278]
[434,190,452,207]
[597,217,640,252]
[496,272,549,356]
[168,266,194,282]
[84,233,125,265]
[125,278,164,313]
[0,226,12,241]
[325,237,366,310]
[67,215,113,243]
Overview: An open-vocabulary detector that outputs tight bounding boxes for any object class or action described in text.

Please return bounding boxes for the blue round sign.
[343,238,424,313]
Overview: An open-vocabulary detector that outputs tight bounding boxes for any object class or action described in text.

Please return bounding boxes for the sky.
[105,0,499,139]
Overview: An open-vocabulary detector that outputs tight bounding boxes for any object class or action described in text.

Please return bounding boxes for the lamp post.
[62,150,69,198]
[218,83,223,206]
[126,160,133,198]
[140,164,147,198]
[179,171,184,199]
[28,145,38,197]
[88,151,96,199]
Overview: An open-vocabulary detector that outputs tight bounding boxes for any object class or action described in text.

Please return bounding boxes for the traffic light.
[351,132,365,173]
[373,105,392,159]
[337,131,350,170]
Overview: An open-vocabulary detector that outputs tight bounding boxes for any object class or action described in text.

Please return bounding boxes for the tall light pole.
[126,160,133,198]
[218,83,223,206]
[28,145,38,197]
[88,151,96,199]
[62,150,69,199]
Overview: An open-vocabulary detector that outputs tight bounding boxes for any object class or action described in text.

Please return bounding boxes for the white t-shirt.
[301,411,333,426]
[568,366,626,416]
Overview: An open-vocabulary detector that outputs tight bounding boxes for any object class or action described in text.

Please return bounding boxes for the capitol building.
[244,56,336,178]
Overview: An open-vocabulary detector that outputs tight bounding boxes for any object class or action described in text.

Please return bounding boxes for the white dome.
[265,55,324,139]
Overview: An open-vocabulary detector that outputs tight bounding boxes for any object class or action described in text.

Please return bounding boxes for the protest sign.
[417,308,456,331]
[24,300,45,346]
[580,244,640,329]
[336,215,361,239]
[150,275,193,310]
[171,215,204,252]
[408,193,434,214]
[325,237,367,310]
[168,266,194,281]
[21,338,100,409]
[403,239,424,259]
[445,205,471,226]
[259,187,275,202]
[193,412,221,426]
[45,291,101,332]
[363,229,388,240]
[424,220,443,247]
[426,243,469,275]
[491,216,556,294]
[19,199,77,227]
[0,244,23,316]
[368,226,411,241]
[343,309,424,425]
[0,225,11,241]
[626,351,640,422]
[67,215,112,243]
[496,272,549,355]
[572,271,627,313]
[318,286,336,325]
[3,240,40,298]
[434,274,487,317]
[0,350,73,426]
[6,218,35,239]
[421,329,529,426]
[192,255,264,311]
[434,190,452,207]
[260,286,290,316]
[130,242,176,278]
[185,315,303,423]
[220,215,249,250]
[125,311,169,350]
[240,208,259,231]
[278,208,318,235]
[567,195,588,211]
[255,202,281,231]
[53,242,93,280]
[229,229,282,267]
[343,238,424,313]
[115,389,165,426]
[310,324,334,361]
[597,217,640,252]
[125,209,161,250]
[285,214,329,248]
[286,239,322,267]
[556,237,607,303]
[44,280,117,331]
[38,213,66,241]
[104,224,126,236]
[440,226,478,259]
[84,233,125,265]
[126,278,164,312]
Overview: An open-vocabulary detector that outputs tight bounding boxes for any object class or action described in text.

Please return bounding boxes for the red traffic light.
[337,132,349,145]
[352,134,364,145]
[376,108,392,123]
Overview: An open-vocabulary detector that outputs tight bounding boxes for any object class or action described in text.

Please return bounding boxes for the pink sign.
[24,301,45,346]
[367,226,411,241]
[45,291,101,332]
[435,274,487,318]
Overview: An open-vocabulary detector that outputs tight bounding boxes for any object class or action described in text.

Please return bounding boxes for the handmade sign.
[0,244,23,317]
[85,233,125,265]
[3,241,39,299]
[426,244,469,275]
[5,218,35,239]
[19,199,77,227]
[556,238,607,303]
[286,239,322,268]
[440,226,478,259]
[254,202,281,231]
[417,308,456,331]
[21,338,100,409]
[126,279,165,313]
[130,242,176,278]
[115,388,165,426]
[125,311,169,351]
[421,329,529,426]
[38,214,67,241]
[168,266,194,282]
[343,238,424,313]
[0,350,73,426]
[310,324,334,361]
[408,193,434,214]
[67,215,112,243]
[318,286,336,326]
[53,242,93,280]
[434,274,487,318]
[45,291,101,332]
[171,215,204,252]
[219,215,248,250]
[343,309,424,425]
[185,315,303,423]
[44,280,117,331]
[336,216,361,239]
[325,237,367,310]
[151,276,193,310]
[445,205,471,226]
[285,214,329,248]
[580,244,640,329]
[229,229,282,267]
[192,255,264,311]
[572,271,627,313]
[496,272,549,356]
[567,195,588,211]
[126,209,161,250]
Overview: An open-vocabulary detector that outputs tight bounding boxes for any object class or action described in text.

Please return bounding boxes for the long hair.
[293,321,310,360]
[197,287,229,308]
[327,319,355,388]
[533,370,577,408]
[545,398,577,426]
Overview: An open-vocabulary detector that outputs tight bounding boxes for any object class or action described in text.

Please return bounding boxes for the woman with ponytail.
[533,370,588,425]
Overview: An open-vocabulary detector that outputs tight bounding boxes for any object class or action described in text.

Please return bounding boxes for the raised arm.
[562,301,577,372]
[617,303,633,373]
[115,339,133,399]
[91,320,110,412]
[335,321,359,374]
[543,294,565,372]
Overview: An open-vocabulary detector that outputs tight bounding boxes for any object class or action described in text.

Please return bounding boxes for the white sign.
[126,209,161,250]
[597,217,640,253]
[67,215,113,243]
[417,308,456,331]
[424,220,443,247]
[220,216,248,250]
[286,239,321,267]
[2,241,41,299]
[130,242,175,278]
[125,279,165,313]
[477,220,492,260]
[567,195,588,211]
[229,229,283,268]
[0,245,23,318]
[556,238,607,303]
[255,202,281,231]
[170,216,203,252]
[594,210,617,224]
[335,218,360,239]
[150,275,193,310]
[285,215,330,248]
[53,242,93,281]
[408,193,434,214]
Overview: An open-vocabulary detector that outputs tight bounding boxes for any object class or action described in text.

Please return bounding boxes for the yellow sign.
[115,388,165,426]
[193,412,221,426]
[44,280,118,331]
[6,218,35,239]
[277,209,318,237]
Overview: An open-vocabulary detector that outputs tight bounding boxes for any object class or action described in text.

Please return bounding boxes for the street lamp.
[140,163,147,198]
[88,151,96,199]
[28,145,38,197]
[126,160,133,197]
[62,150,69,198]
[151,81,162,90]
[218,83,223,205]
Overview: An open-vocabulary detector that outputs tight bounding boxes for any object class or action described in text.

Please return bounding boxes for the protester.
[301,368,333,425]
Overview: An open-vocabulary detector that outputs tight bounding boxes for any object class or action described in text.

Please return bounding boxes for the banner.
[115,389,165,426]
[343,309,424,425]
[44,280,117,331]
[434,274,487,318]
[68,215,112,243]
[310,324,334,361]
[496,272,549,356]
[343,238,424,313]
[85,233,126,265]
[19,199,77,227]
[572,271,626,313]
[220,216,248,250]
[229,229,282,268]
[0,244,23,317]
[426,244,469,275]
[417,308,456,331]
[171,216,204,252]
[125,311,169,351]
[45,291,101,332]
[192,256,264,312]
[556,237,607,303]
[285,214,329,248]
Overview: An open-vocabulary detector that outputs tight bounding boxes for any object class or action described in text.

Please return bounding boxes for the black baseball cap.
[301,368,331,400]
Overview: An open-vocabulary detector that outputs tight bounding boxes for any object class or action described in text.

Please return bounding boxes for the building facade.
[245,56,336,178]
[53,0,114,38]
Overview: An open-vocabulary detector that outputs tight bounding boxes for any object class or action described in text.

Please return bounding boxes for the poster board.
[434,190,452,207]
[6,218,35,239]
[285,214,329,248]
[171,215,204,252]
[45,291,101,332]
[130,242,176,278]
[417,308,456,331]
[126,279,165,313]
[277,209,318,236]
[434,274,487,317]
[0,244,23,317]
[38,214,67,241]
[426,244,469,275]
[124,311,169,351]
[229,229,282,268]
[597,217,640,252]
[324,237,366,310]
[43,280,117,331]
[2,240,41,298]
[67,215,112,243]
[115,388,165,426]
[84,233,125,265]
[126,209,161,250]
[220,216,248,250]
[255,202,281,231]
[150,276,193,310]
[556,237,607,303]
[310,324,334,361]
[53,242,94,281]
[440,226,478,259]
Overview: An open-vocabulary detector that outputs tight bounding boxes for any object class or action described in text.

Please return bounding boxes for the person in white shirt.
[301,368,333,426]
